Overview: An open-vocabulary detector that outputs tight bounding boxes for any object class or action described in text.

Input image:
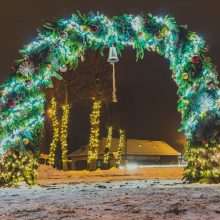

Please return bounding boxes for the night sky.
[0,0,220,149]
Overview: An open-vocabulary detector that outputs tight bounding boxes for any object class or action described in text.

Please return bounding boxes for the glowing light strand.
[87,99,101,167]
[48,98,59,166]
[60,104,70,170]
[116,129,126,167]
[103,126,113,164]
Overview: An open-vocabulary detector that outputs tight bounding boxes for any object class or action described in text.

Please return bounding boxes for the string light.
[0,11,219,184]
[0,151,38,186]
[103,126,113,165]
[87,99,101,168]
[60,104,70,170]
[48,97,59,166]
[116,129,126,167]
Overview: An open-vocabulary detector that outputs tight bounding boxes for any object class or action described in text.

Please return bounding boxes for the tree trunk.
[48,97,59,167]
[61,85,70,171]
[87,99,102,171]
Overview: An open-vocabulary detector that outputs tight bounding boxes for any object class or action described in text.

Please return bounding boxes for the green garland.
[0,11,219,183]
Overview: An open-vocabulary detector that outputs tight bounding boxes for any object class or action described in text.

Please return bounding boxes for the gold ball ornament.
[23,138,29,145]
[81,25,89,33]
[193,83,199,91]
[182,72,189,80]
[46,64,52,70]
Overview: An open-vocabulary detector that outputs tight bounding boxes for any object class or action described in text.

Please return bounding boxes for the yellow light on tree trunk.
[87,99,101,170]
[60,104,70,171]
[48,97,59,167]
[116,129,126,167]
[103,126,113,165]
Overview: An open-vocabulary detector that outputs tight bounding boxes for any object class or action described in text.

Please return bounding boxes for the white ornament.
[131,16,144,31]
[197,94,214,112]
[19,61,35,77]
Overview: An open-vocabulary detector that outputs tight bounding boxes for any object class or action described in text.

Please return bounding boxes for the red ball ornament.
[90,25,99,33]
[191,55,201,65]
[37,86,41,91]
[7,100,16,108]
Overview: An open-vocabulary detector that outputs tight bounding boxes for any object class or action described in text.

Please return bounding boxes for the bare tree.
[45,50,113,170]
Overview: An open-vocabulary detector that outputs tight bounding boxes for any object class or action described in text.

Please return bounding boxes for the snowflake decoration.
[131,16,144,31]
[192,93,215,113]
[18,60,35,77]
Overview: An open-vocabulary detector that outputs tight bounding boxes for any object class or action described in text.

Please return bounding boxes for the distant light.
[126,163,138,170]
[47,108,53,117]
[119,163,138,170]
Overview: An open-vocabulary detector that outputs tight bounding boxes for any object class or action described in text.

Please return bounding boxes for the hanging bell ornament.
[108,46,119,103]
[107,46,119,63]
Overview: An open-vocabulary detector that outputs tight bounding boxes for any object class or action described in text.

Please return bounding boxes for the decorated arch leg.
[0,12,220,185]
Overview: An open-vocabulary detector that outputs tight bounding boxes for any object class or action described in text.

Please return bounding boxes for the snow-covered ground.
[1,180,220,219]
[1,166,220,219]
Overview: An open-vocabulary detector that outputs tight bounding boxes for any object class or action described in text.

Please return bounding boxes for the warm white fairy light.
[87,99,101,167]
[60,104,70,170]
[48,97,59,166]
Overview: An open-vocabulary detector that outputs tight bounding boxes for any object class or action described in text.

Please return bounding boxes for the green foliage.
[0,150,38,186]
[0,11,219,183]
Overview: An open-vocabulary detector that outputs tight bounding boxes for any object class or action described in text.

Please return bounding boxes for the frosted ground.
[0,166,220,219]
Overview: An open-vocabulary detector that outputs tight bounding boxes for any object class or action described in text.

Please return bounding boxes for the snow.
[0,166,220,219]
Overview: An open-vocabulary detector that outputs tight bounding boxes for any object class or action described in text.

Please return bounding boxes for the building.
[68,138,181,170]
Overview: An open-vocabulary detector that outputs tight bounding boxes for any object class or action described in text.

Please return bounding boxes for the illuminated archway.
[0,12,219,184]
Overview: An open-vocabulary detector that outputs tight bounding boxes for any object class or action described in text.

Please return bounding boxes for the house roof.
[69,138,181,157]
